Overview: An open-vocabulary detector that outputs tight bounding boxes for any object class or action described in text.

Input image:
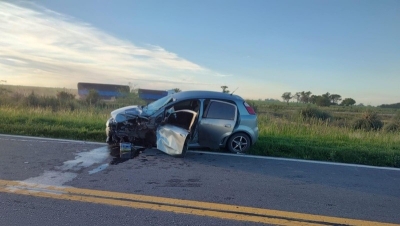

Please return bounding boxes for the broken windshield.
[143,95,173,115]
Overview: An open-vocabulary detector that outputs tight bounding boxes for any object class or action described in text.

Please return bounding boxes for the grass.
[250,114,400,167]
[0,85,399,168]
[0,107,108,141]
[1,84,78,97]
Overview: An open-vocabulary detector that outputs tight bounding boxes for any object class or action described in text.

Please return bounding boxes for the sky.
[0,0,399,105]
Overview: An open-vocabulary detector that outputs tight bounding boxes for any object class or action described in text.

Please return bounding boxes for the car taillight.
[244,102,256,115]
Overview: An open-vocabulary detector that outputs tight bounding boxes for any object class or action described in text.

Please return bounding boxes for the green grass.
[0,107,107,141]
[250,114,400,167]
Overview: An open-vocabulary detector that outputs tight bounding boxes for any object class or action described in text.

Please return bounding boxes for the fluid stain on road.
[108,146,146,165]
[22,146,110,186]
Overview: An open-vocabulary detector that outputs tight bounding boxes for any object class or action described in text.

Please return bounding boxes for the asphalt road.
[0,134,399,226]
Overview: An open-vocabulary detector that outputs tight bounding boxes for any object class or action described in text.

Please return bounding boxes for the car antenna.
[230,87,239,95]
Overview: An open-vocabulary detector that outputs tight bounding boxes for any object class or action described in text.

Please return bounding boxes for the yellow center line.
[0,179,397,226]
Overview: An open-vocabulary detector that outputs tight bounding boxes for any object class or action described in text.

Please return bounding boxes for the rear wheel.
[227,132,250,154]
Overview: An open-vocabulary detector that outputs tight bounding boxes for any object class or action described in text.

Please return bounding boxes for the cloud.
[0,1,227,90]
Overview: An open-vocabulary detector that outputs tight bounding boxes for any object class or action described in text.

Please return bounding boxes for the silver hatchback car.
[106,90,258,157]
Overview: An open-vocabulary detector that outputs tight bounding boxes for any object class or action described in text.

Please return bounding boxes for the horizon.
[1,83,397,107]
[1,1,399,106]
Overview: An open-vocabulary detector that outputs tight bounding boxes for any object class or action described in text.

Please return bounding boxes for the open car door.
[156,110,197,156]
[198,100,237,149]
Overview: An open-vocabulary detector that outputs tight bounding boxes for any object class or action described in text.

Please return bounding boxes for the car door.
[156,110,197,156]
[198,100,237,149]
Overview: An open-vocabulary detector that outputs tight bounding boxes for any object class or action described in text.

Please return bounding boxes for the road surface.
[0,134,399,225]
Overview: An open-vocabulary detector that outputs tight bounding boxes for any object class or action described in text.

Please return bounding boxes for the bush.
[352,111,383,131]
[57,91,75,102]
[384,112,400,132]
[331,119,350,128]
[269,104,285,112]
[393,112,400,122]
[86,89,100,105]
[299,106,331,121]
[384,123,399,132]
[26,91,40,107]
[315,96,331,107]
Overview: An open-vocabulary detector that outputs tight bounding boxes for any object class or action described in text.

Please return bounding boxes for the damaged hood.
[111,105,145,122]
[109,95,174,123]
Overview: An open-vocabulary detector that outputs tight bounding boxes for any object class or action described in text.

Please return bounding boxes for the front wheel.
[227,133,251,154]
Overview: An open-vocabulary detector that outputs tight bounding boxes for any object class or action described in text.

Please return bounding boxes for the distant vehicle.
[138,88,173,104]
[77,82,129,100]
[106,90,258,157]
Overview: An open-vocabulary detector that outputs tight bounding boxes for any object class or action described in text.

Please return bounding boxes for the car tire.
[227,132,250,154]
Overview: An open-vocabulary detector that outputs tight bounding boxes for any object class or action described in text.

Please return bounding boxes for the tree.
[221,85,230,93]
[128,82,137,92]
[329,94,342,105]
[314,95,331,107]
[116,88,145,106]
[281,92,292,105]
[378,103,400,109]
[322,92,330,99]
[86,89,100,105]
[341,98,356,106]
[309,95,317,104]
[300,91,312,103]
[294,92,301,103]
[173,88,181,93]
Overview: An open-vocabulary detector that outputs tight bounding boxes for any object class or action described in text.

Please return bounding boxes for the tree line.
[378,103,400,109]
[281,91,356,107]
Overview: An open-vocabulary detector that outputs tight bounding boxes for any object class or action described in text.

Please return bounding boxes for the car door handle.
[224,124,231,128]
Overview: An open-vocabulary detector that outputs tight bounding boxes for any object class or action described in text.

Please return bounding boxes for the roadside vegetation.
[0,85,399,167]
[250,103,400,167]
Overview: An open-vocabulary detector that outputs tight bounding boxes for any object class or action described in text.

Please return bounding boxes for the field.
[0,85,399,167]
[1,85,78,97]
[249,101,400,167]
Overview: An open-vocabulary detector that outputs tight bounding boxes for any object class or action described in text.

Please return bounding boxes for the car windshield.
[143,95,173,114]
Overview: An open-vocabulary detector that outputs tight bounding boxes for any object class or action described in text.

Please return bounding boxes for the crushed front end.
[106,106,157,148]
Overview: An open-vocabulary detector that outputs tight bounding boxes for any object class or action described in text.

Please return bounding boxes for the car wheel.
[227,132,250,153]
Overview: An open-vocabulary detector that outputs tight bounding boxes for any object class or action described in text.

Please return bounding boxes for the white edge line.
[189,151,400,172]
[0,134,104,145]
[1,134,399,172]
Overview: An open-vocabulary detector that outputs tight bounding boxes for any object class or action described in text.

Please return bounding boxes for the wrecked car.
[106,90,258,157]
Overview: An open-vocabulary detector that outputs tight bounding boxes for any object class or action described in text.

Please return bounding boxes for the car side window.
[168,99,200,111]
[204,101,236,120]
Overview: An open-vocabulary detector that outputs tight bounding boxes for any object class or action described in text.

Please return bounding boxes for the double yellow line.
[0,179,397,226]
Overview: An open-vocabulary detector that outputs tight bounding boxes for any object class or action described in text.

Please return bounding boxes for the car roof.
[171,90,244,101]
